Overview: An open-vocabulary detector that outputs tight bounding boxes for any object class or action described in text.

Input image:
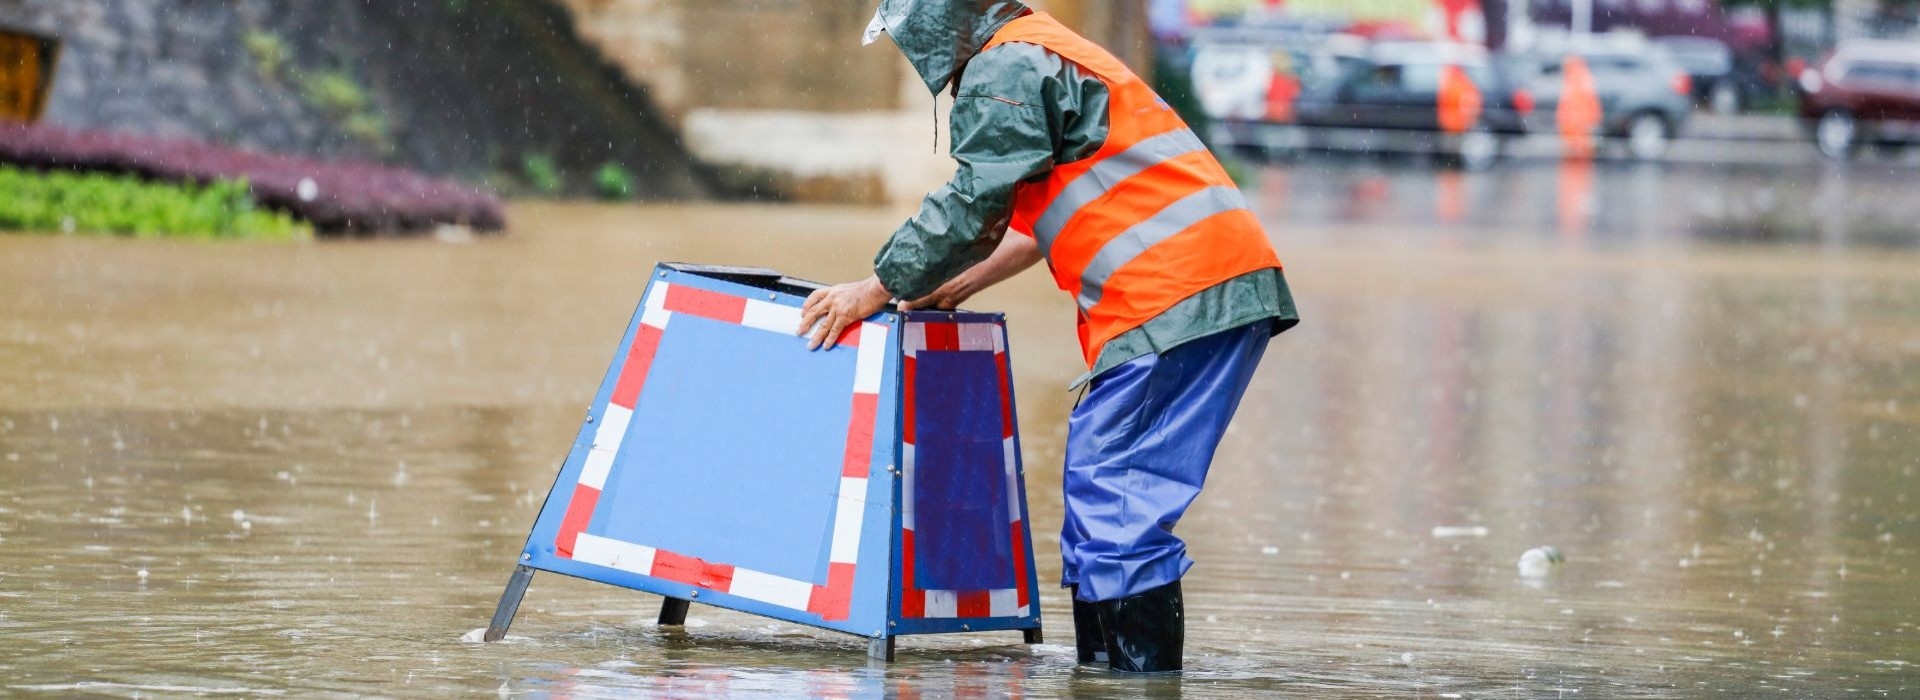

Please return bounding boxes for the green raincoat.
[865,0,1297,386]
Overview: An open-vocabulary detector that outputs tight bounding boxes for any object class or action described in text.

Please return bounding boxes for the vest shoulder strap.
[982,13,1136,86]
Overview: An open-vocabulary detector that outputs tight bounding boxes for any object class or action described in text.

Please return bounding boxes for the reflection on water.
[0,193,1916,696]
[1251,156,1920,249]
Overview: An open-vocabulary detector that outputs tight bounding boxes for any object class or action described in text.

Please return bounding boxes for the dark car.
[1796,40,1920,160]
[1284,42,1533,169]
[1654,35,1752,114]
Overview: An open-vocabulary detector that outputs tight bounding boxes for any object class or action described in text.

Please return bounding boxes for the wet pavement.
[1,160,1917,697]
[1247,156,1920,249]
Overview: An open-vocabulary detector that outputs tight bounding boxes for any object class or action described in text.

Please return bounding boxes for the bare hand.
[797,276,893,350]
[899,274,977,311]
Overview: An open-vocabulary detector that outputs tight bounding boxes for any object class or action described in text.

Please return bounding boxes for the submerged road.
[0,162,1915,696]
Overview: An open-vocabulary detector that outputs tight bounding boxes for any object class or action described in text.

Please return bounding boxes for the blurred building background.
[554,0,1150,204]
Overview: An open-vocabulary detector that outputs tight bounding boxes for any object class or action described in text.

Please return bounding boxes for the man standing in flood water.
[797,0,1298,674]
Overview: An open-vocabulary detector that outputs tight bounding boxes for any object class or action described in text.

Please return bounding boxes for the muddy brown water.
[1,195,1916,697]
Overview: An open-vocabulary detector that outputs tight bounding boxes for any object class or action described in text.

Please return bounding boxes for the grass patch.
[244,31,291,82]
[297,70,392,151]
[0,166,307,239]
[520,153,564,196]
[592,162,635,200]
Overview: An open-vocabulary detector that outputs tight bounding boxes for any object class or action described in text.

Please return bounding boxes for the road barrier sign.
[484,263,1043,660]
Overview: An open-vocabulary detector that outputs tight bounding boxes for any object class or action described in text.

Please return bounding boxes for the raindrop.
[1519,546,1564,578]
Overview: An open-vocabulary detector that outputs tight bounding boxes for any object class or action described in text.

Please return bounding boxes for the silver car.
[1509,40,1695,159]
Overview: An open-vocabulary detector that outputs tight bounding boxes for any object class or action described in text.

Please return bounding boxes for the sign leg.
[658,597,691,626]
[483,564,537,642]
[1023,626,1044,644]
[866,635,896,662]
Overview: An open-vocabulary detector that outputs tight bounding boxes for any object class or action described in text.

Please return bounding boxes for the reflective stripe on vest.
[984,13,1283,367]
[1030,128,1210,255]
[1075,185,1249,310]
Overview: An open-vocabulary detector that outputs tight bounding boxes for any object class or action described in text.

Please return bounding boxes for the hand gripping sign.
[484,263,1043,661]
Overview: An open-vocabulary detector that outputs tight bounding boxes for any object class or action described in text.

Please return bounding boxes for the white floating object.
[1518,546,1564,578]
[1432,525,1489,538]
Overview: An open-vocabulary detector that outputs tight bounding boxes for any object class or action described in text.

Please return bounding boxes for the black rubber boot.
[1070,585,1108,665]
[1093,580,1184,674]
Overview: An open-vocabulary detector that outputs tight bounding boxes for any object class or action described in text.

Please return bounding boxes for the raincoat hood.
[863,0,1032,95]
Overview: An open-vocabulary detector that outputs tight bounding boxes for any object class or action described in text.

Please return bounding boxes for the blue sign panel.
[500,263,1042,657]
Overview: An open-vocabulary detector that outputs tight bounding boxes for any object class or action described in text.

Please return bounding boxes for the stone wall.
[0,0,717,198]
[0,0,1149,204]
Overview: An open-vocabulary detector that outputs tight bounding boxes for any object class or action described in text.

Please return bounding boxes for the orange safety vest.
[983,13,1283,368]
[1557,55,1601,159]
[1436,63,1482,135]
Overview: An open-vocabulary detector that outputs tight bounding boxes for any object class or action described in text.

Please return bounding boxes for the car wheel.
[1709,82,1740,115]
[1455,127,1501,171]
[1260,125,1308,161]
[1815,111,1857,160]
[1625,113,1670,161]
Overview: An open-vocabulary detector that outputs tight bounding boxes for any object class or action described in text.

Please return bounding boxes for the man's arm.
[800,45,1076,348]
[873,35,1122,300]
[799,44,1108,349]
[796,89,1049,349]
[870,94,1054,300]
[898,233,1042,311]
[795,93,1044,348]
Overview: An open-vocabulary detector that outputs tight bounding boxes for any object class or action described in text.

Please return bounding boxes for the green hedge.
[0,166,306,239]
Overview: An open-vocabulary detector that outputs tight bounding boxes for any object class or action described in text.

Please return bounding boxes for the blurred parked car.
[1796,40,1920,160]
[1510,40,1693,160]
[1280,41,1534,169]
[1653,35,1750,114]
[1191,34,1363,124]
[1192,43,1275,122]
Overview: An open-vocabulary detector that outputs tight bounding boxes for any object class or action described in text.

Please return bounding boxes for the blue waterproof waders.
[1059,320,1271,603]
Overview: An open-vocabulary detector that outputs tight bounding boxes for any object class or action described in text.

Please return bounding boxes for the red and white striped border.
[554,280,886,621]
[898,320,1031,619]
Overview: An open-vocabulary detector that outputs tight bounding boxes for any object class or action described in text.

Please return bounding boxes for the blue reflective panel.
[912,351,1014,591]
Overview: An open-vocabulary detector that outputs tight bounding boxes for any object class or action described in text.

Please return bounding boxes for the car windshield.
[1585,54,1645,75]
[1354,61,1498,92]
[1654,38,1732,73]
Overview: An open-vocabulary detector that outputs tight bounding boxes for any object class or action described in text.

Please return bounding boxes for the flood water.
[2,161,1918,697]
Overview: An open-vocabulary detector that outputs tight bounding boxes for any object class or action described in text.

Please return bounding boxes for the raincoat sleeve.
[873,44,1108,300]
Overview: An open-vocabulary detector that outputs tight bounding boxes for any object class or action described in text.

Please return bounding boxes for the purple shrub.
[0,122,506,235]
